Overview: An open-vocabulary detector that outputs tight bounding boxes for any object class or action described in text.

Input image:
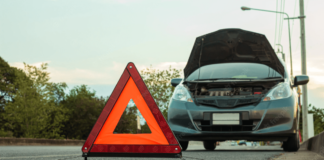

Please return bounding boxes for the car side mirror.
[293,75,309,87]
[171,78,182,87]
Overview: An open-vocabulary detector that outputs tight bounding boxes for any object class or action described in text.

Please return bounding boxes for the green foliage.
[140,66,182,119]
[0,57,16,135]
[61,85,106,139]
[114,102,151,134]
[0,128,13,137]
[0,57,16,107]
[308,104,324,135]
[0,56,108,140]
[2,63,67,139]
[299,104,324,137]
[51,82,68,105]
[114,105,138,134]
[141,122,151,133]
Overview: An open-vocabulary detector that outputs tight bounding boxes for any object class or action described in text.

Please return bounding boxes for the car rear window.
[186,63,283,81]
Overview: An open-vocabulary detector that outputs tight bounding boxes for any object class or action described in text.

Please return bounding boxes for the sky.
[1,0,323,108]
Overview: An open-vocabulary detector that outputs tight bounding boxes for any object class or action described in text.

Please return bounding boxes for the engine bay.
[199,86,265,97]
[183,80,282,108]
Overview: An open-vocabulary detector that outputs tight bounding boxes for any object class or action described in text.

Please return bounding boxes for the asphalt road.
[0,142,284,160]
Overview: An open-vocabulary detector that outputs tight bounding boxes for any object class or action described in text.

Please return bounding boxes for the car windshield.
[186,63,283,81]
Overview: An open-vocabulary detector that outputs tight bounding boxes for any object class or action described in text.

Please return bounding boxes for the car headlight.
[264,82,292,101]
[172,85,193,102]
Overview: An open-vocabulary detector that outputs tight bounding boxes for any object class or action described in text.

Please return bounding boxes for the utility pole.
[137,115,141,133]
[299,0,308,141]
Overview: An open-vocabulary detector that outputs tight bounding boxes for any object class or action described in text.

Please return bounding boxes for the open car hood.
[184,29,285,79]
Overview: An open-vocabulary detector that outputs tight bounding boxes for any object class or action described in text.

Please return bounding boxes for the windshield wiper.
[261,77,283,79]
[186,77,284,82]
[189,78,253,81]
[193,78,220,81]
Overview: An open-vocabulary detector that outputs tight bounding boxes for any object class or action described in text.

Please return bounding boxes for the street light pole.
[242,5,309,141]
[241,7,293,81]
[299,0,308,142]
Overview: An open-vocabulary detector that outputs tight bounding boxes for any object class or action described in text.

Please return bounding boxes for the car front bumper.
[167,96,298,142]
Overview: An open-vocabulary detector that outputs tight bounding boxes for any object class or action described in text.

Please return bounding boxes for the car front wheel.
[283,133,300,152]
[203,141,217,151]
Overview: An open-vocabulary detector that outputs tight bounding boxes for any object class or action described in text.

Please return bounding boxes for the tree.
[308,104,324,135]
[0,57,16,108]
[0,57,17,137]
[114,105,138,134]
[140,66,182,119]
[299,104,324,138]
[141,122,151,133]
[43,82,69,139]
[51,82,68,105]
[3,63,67,138]
[61,85,106,140]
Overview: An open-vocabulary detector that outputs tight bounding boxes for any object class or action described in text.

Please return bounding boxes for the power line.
[288,0,298,55]
[305,0,310,13]
[277,0,282,45]
[274,0,278,47]
[279,0,286,44]
[291,0,298,34]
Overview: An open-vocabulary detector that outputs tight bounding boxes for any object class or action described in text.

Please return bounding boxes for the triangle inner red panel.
[82,62,180,156]
[93,77,169,145]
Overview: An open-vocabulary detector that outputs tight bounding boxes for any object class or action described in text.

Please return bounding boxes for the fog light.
[263,97,271,101]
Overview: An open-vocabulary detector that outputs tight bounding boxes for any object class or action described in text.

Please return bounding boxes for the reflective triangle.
[81,62,181,158]
[94,77,168,144]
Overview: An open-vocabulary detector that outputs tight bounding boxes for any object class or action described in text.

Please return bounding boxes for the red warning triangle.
[82,62,181,158]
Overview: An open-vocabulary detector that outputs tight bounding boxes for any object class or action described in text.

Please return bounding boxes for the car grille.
[217,99,237,107]
[199,120,255,132]
[197,98,260,108]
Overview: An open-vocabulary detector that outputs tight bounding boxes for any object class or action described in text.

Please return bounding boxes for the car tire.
[179,141,189,151]
[283,133,300,152]
[203,141,217,151]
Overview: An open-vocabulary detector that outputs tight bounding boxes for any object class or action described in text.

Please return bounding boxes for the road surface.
[0,141,287,160]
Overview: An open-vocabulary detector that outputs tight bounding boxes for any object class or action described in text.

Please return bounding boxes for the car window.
[186,63,283,81]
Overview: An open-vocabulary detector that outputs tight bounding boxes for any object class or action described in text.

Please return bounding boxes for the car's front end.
[168,82,298,142]
[168,29,309,151]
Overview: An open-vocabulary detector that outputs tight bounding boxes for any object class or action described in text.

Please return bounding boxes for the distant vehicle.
[238,140,247,146]
[252,141,258,146]
[167,29,309,152]
[231,141,237,146]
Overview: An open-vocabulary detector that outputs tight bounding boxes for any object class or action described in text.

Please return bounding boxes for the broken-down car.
[168,29,309,152]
